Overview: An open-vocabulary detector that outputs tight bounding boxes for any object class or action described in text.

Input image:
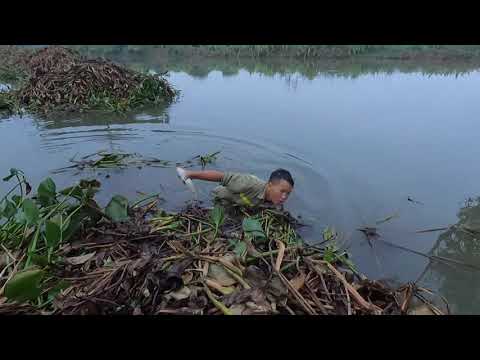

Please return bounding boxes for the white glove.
[176,167,197,199]
[176,167,188,183]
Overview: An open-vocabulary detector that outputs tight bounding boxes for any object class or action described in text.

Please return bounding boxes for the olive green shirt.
[212,172,267,207]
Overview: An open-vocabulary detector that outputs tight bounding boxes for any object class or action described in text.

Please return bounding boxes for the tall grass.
[68,45,480,60]
[139,55,479,81]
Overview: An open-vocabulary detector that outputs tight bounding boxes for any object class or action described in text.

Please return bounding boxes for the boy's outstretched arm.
[185,170,224,182]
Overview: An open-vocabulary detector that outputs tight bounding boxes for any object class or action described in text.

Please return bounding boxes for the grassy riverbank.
[66,45,480,81]
[69,45,480,60]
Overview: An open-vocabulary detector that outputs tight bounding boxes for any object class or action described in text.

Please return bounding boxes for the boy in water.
[176,167,294,207]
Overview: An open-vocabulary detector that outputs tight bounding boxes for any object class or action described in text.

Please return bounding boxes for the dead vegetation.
[0,46,178,115]
[0,174,448,315]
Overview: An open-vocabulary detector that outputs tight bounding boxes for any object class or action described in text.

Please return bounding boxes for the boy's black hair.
[269,169,294,187]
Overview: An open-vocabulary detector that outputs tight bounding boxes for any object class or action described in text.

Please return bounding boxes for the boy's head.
[265,168,294,205]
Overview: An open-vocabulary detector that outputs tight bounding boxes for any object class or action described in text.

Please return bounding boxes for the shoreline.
[0,172,446,315]
[69,45,480,62]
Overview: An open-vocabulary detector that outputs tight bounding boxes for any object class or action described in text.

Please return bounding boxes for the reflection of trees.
[188,65,211,79]
[154,55,480,80]
[221,68,240,77]
[69,46,480,81]
[284,74,299,91]
[418,200,480,314]
[31,103,170,131]
[67,45,480,60]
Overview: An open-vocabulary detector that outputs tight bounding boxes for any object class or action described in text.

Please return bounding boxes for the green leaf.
[30,254,49,267]
[341,256,356,272]
[61,214,84,242]
[50,214,63,227]
[4,267,45,303]
[3,168,19,182]
[324,251,335,264]
[242,217,266,239]
[61,204,100,242]
[210,206,225,229]
[3,200,17,218]
[323,244,338,264]
[462,205,480,232]
[59,185,83,199]
[233,241,247,257]
[14,209,27,224]
[46,220,62,248]
[47,280,70,301]
[37,178,57,207]
[38,177,56,195]
[11,195,22,206]
[164,221,181,230]
[23,199,39,225]
[85,187,99,199]
[323,227,336,241]
[105,195,129,222]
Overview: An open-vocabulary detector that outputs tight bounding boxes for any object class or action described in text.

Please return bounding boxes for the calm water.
[2,50,480,313]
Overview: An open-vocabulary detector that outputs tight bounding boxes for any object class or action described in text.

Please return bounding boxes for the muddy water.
[2,50,480,313]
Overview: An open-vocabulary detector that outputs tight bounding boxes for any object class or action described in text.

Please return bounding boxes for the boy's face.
[266,180,293,205]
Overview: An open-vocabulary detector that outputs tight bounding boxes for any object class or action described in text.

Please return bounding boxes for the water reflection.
[32,104,171,131]
[3,47,480,313]
[67,45,480,81]
[23,104,171,153]
[138,56,479,81]
[418,199,480,314]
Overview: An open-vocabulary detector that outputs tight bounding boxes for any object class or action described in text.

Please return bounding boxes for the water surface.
[2,50,480,313]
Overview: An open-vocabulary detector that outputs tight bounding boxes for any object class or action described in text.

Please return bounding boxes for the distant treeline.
[68,45,480,59]
[61,46,480,81]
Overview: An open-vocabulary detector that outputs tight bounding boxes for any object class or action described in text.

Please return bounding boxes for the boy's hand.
[176,167,189,183]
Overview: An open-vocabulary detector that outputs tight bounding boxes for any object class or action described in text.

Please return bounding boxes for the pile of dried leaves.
[0,46,178,114]
[0,197,447,315]
[0,46,32,76]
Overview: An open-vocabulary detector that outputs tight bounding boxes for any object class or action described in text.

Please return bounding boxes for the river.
[2,48,480,313]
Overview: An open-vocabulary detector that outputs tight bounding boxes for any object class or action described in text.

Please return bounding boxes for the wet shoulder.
[222,172,266,192]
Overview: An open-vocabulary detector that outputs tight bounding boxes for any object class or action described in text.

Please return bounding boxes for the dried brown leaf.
[65,252,96,266]
[289,271,306,291]
[208,264,237,287]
